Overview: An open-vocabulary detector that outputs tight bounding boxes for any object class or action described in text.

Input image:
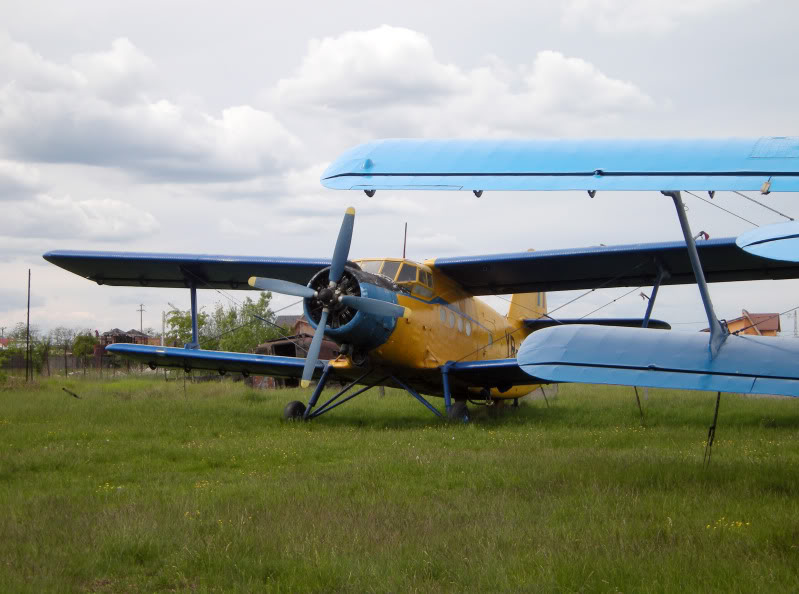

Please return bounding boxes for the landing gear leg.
[303,364,333,420]
[284,364,332,421]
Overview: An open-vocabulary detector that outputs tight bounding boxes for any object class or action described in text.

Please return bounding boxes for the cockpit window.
[360,260,382,274]
[381,261,401,279]
[396,263,418,283]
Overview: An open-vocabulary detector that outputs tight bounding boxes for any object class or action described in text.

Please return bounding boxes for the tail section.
[507,291,547,324]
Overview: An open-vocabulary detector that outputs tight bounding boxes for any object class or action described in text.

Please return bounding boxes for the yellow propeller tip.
[346,206,355,215]
[403,308,412,319]
[301,380,311,389]
[247,276,257,287]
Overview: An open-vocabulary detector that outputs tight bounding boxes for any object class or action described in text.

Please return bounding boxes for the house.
[100,328,154,346]
[703,309,781,336]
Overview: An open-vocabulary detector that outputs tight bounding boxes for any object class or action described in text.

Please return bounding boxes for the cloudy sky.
[2,0,798,337]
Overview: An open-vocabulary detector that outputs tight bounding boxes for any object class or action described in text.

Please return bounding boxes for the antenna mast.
[402,222,407,258]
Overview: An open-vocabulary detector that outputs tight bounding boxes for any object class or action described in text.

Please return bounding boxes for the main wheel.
[283,400,307,421]
[447,400,470,422]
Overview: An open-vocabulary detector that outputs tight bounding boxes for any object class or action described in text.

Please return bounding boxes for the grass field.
[1,376,798,593]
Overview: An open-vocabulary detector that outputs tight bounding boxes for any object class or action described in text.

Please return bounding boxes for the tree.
[165,308,210,347]
[72,333,99,376]
[0,323,51,379]
[205,292,281,353]
[50,327,77,377]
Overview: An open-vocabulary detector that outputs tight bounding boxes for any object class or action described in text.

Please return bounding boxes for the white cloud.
[561,0,757,34]
[0,160,42,200]
[271,27,655,139]
[0,36,301,181]
[219,217,258,237]
[407,232,462,253]
[3,194,159,241]
[274,26,468,110]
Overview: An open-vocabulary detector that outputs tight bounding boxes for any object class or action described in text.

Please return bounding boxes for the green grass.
[1,376,798,592]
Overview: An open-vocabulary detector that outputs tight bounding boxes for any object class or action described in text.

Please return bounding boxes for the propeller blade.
[339,295,410,319]
[301,308,329,388]
[329,207,355,284]
[248,276,316,299]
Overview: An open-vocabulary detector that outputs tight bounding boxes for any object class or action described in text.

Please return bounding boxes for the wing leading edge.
[43,250,330,289]
[321,138,799,192]
[430,237,799,295]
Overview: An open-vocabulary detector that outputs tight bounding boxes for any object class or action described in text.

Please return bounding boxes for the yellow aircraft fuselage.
[328,257,547,400]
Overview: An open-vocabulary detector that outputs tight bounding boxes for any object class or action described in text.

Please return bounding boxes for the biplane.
[44,137,799,421]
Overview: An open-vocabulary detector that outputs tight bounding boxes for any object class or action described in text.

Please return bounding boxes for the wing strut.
[641,263,670,328]
[662,191,728,356]
[188,281,199,349]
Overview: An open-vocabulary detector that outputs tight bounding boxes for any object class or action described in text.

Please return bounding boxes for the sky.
[2,0,798,338]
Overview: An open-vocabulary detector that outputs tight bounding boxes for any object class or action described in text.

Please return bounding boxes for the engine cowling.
[303,266,400,351]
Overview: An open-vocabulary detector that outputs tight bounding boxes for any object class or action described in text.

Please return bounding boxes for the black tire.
[283,400,307,421]
[447,400,469,422]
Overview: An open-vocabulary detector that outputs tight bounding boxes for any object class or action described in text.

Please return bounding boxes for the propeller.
[247,207,411,388]
[249,277,316,299]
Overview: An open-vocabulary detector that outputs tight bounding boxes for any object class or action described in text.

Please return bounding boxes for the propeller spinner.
[248,207,410,388]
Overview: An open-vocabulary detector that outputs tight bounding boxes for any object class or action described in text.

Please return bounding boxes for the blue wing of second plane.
[321,137,799,192]
[517,325,799,397]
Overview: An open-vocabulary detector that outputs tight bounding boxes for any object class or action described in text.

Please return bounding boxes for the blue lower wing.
[106,344,326,379]
[446,358,547,390]
[517,325,799,397]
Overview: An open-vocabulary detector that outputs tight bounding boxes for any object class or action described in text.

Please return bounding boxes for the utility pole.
[0,327,5,338]
[162,310,167,381]
[137,304,146,334]
[25,269,31,381]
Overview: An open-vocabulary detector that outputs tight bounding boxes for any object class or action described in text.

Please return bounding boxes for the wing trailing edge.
[517,325,799,397]
[524,318,671,330]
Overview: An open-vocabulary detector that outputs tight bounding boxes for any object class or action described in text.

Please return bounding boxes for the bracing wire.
[684,191,759,227]
[732,190,794,221]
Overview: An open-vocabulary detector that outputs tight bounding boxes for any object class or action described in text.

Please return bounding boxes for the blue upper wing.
[321,137,799,192]
[43,250,330,289]
[430,237,799,295]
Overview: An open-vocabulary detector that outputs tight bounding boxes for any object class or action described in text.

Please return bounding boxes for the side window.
[361,260,382,274]
[396,264,417,283]
[465,320,472,336]
[457,316,463,332]
[381,261,400,280]
[440,307,446,323]
[448,311,455,328]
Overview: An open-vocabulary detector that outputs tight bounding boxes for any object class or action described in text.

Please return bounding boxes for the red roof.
[736,311,780,332]
[702,310,781,333]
